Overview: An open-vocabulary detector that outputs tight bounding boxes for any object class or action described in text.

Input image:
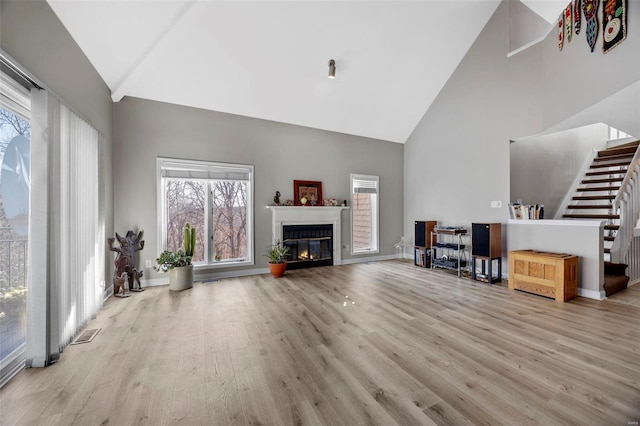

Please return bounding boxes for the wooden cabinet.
[508,250,578,302]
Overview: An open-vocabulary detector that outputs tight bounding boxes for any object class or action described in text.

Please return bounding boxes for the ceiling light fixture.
[328,59,336,79]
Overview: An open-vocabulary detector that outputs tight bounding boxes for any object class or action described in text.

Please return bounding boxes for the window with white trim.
[157,158,254,266]
[351,174,379,254]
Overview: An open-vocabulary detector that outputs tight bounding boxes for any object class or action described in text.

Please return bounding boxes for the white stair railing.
[610,146,640,283]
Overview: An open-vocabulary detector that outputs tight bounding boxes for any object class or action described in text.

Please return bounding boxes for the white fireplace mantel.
[266,206,349,265]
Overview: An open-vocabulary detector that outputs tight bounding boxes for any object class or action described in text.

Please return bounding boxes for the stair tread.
[581,177,624,184]
[567,204,613,209]
[605,224,620,230]
[604,248,611,253]
[590,161,632,168]
[563,214,620,219]
[576,186,621,192]
[608,140,640,150]
[585,169,627,176]
[593,152,635,161]
[604,236,615,241]
[598,145,638,156]
[573,195,616,200]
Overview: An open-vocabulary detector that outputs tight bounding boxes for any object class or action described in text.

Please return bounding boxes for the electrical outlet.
[145,260,152,268]
[491,200,502,209]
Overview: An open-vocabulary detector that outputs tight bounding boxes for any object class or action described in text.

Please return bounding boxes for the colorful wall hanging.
[574,0,582,34]
[603,0,627,53]
[583,0,600,52]
[558,13,565,50]
[565,4,573,42]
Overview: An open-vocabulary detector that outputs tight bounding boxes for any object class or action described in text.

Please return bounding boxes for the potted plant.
[155,223,196,291]
[265,240,290,278]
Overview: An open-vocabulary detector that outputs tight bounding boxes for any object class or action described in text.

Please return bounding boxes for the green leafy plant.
[265,240,290,264]
[154,250,192,272]
[155,223,198,272]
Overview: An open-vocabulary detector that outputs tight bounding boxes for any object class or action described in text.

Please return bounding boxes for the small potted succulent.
[265,240,290,278]
[155,223,196,291]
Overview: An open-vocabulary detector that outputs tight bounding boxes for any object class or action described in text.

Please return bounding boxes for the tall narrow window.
[351,174,379,254]
[158,158,253,266]
[609,126,631,141]
[0,71,30,386]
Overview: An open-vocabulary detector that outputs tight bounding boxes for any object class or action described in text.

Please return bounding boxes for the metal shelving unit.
[430,227,469,277]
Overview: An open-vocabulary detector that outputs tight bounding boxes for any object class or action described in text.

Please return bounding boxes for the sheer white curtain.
[27,90,105,366]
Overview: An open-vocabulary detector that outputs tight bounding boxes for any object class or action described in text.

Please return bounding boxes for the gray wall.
[510,123,609,218]
[405,0,640,252]
[113,97,403,279]
[0,0,114,291]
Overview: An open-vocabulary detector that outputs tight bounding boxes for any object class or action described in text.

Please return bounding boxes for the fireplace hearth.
[283,224,333,269]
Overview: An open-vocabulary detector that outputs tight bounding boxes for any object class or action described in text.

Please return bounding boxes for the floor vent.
[71,328,101,345]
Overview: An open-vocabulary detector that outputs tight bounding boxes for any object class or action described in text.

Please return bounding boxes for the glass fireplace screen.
[282,224,333,269]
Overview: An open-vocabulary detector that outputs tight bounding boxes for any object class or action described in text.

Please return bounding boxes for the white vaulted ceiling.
[520,0,573,23]
[47,0,502,143]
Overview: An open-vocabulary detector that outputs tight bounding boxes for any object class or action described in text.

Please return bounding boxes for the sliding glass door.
[0,104,30,386]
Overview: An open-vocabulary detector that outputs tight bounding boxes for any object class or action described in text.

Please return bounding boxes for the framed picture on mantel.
[293,180,323,206]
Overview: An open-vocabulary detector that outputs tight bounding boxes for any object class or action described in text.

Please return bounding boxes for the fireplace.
[283,224,333,269]
[267,206,348,267]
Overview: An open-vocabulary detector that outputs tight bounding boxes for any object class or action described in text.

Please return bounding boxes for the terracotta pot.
[169,265,194,291]
[268,262,287,278]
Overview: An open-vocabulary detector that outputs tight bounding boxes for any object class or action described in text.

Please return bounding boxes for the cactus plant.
[183,223,196,257]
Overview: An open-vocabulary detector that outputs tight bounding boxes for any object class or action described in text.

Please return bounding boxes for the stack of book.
[414,247,430,267]
[509,203,544,220]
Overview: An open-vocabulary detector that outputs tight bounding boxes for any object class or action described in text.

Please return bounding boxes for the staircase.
[561,140,640,296]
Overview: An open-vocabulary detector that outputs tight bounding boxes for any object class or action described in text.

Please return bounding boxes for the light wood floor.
[1,260,639,425]
[608,281,640,308]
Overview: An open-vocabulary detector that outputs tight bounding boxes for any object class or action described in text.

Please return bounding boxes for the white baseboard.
[141,277,169,288]
[133,257,400,289]
[196,267,270,282]
[578,288,606,300]
[341,254,397,265]
[140,267,271,288]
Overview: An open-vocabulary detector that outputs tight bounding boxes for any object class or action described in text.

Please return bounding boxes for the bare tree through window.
[164,178,248,263]
[212,181,247,260]
[165,179,205,261]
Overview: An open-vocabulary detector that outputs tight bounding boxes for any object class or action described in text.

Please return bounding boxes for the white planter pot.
[169,265,193,291]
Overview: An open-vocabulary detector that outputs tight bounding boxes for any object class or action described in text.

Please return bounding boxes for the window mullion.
[161,178,168,251]
[204,181,211,263]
